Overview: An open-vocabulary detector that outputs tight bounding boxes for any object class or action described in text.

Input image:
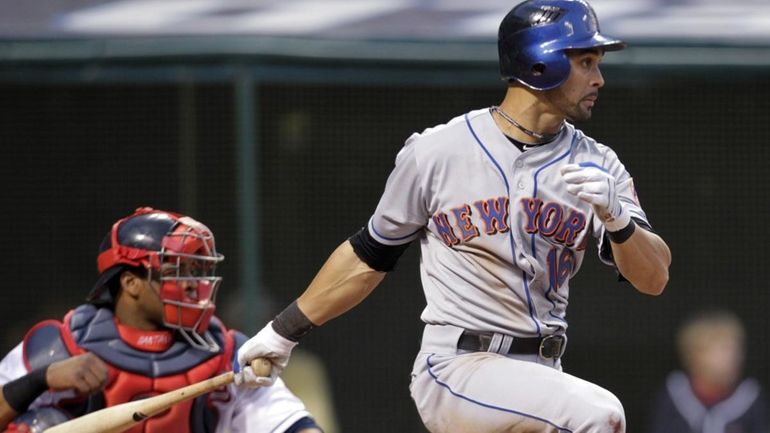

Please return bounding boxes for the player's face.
[137,259,208,329]
[118,269,166,329]
[140,275,167,328]
[140,261,209,328]
[545,49,605,122]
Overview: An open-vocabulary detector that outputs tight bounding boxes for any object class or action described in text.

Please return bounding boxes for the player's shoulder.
[406,108,488,146]
[22,304,113,370]
[568,123,608,151]
[397,108,490,168]
[567,122,622,160]
[22,316,74,371]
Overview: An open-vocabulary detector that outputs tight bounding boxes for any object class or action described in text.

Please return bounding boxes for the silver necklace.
[491,106,564,143]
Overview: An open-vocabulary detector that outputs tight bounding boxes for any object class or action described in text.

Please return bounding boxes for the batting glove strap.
[596,201,630,232]
[261,321,298,360]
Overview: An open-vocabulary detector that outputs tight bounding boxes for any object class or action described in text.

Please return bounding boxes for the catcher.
[0,207,322,433]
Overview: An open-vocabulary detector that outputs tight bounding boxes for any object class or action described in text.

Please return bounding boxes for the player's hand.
[45,353,109,396]
[235,321,297,388]
[560,162,630,232]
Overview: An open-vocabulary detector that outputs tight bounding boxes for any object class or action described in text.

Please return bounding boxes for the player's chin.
[568,108,593,122]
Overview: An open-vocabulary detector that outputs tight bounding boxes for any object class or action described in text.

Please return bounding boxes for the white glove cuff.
[602,207,631,233]
[265,321,299,354]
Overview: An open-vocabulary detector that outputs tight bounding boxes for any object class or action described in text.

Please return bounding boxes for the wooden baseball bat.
[44,358,272,433]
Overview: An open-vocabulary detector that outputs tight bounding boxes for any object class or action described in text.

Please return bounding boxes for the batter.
[236,1,672,432]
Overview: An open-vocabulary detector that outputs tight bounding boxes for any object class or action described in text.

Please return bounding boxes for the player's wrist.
[265,321,300,352]
[271,300,315,343]
[606,219,636,244]
[597,202,630,233]
[2,365,50,413]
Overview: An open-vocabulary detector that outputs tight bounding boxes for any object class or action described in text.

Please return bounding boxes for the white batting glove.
[560,163,630,232]
[235,321,297,388]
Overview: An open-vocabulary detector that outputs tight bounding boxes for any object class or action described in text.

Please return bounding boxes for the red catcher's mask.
[89,207,225,352]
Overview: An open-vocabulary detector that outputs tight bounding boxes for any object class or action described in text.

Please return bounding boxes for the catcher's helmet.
[88,207,224,351]
[498,0,625,90]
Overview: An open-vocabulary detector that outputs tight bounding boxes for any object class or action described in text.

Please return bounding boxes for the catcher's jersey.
[369,108,647,338]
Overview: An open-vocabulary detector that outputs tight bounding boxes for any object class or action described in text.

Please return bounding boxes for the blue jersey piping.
[465,113,540,335]
[426,354,574,432]
[531,135,577,323]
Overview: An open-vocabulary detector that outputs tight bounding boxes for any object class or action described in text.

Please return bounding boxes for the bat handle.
[249,357,273,377]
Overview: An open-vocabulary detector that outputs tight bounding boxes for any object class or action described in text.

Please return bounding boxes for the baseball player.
[236,1,671,432]
[0,207,323,433]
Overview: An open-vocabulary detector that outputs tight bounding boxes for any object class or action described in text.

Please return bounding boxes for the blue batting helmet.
[498,0,625,90]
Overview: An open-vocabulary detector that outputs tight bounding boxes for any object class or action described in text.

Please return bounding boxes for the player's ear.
[119,270,145,298]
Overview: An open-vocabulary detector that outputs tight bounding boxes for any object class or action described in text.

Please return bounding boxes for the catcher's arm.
[0,353,108,429]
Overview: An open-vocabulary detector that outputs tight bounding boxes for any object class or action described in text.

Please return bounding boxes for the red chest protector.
[22,305,239,433]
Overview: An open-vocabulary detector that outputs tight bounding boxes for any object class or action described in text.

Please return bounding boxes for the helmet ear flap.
[530,50,571,89]
[514,48,571,90]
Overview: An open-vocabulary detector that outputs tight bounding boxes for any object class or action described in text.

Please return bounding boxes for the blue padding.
[26,324,70,370]
[69,304,226,377]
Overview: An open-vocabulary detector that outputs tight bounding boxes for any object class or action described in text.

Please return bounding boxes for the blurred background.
[1,0,770,431]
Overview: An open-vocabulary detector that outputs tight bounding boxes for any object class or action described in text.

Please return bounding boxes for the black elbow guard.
[348,226,411,272]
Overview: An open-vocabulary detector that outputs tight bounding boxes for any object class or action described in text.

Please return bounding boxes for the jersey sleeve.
[223,378,313,433]
[368,137,429,245]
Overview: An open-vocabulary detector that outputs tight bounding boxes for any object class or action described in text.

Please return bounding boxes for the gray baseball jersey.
[368,107,646,432]
[370,107,646,337]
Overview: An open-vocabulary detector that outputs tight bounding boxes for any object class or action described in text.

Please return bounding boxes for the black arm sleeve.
[2,366,49,413]
[348,226,411,272]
